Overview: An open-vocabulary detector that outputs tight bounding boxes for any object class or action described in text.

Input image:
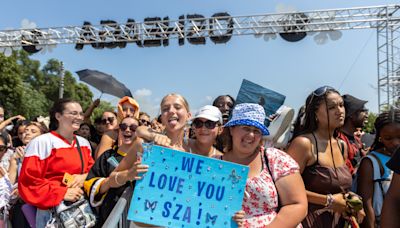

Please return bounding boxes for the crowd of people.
[0,85,399,228]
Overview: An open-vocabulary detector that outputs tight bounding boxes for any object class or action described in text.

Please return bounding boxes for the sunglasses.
[0,145,8,153]
[307,86,338,106]
[119,123,138,131]
[192,119,219,129]
[101,117,115,125]
[312,86,336,97]
[139,119,151,126]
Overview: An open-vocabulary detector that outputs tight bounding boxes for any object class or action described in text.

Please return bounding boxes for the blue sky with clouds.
[1,0,396,117]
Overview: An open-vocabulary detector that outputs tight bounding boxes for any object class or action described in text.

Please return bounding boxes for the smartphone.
[62,173,75,186]
[107,156,119,168]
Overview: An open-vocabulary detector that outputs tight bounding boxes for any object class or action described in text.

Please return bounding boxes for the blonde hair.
[160,93,190,112]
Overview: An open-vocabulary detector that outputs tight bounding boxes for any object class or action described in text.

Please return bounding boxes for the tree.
[0,50,94,119]
[363,112,377,133]
[40,59,94,111]
[90,101,115,122]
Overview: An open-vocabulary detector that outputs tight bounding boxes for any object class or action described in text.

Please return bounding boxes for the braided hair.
[371,108,400,151]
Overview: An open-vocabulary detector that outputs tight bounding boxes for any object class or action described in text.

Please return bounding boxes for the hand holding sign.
[127,161,149,181]
[232,210,245,227]
[128,144,249,227]
[153,133,171,148]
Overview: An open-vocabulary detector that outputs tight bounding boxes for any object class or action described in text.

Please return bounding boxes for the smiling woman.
[18,99,95,228]
[220,103,307,227]
[84,116,143,227]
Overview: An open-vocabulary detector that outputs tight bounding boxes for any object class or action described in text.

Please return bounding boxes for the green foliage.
[363,112,377,133]
[0,52,24,116]
[91,101,115,122]
[0,50,94,120]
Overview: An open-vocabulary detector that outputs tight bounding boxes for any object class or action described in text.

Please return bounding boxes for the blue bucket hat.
[224,103,269,135]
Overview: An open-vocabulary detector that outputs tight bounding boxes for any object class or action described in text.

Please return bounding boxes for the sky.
[0,0,397,118]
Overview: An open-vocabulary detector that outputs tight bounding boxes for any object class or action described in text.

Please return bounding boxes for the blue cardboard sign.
[128,144,249,228]
[236,79,286,126]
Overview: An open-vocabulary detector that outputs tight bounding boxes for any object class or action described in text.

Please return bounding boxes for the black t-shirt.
[387,147,400,174]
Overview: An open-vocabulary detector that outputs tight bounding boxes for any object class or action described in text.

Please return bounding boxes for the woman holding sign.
[116,97,224,175]
[84,116,144,226]
[113,93,192,178]
[95,96,140,158]
[221,103,307,227]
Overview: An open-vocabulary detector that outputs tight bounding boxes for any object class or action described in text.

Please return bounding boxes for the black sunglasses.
[101,117,115,125]
[139,119,151,126]
[0,145,8,153]
[119,123,138,131]
[312,86,336,97]
[307,86,338,107]
[192,119,219,129]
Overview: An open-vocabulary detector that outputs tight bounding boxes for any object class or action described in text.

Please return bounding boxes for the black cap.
[342,94,368,117]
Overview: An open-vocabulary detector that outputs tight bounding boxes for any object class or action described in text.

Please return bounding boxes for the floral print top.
[236,147,300,227]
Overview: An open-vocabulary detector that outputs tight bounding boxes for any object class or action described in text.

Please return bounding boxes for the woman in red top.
[18,99,94,227]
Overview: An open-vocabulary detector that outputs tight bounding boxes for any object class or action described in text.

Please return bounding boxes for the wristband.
[325,194,334,208]
[114,172,125,186]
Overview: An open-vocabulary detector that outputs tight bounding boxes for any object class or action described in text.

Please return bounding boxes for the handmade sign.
[236,79,286,126]
[128,144,249,227]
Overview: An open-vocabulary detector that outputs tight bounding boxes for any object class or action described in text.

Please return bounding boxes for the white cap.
[193,105,223,124]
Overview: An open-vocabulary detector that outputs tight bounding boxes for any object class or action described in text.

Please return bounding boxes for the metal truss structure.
[0,5,399,111]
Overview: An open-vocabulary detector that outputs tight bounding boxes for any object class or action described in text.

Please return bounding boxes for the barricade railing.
[102,186,133,228]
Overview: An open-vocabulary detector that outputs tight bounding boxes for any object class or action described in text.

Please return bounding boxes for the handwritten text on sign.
[128,144,249,227]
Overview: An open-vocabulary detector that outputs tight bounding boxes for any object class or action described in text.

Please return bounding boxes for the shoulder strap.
[366,153,386,200]
[369,153,384,177]
[75,137,84,174]
[311,133,319,163]
[339,139,345,158]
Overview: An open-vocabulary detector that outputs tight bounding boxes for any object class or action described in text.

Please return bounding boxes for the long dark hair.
[292,87,341,139]
[49,99,79,131]
[371,108,400,151]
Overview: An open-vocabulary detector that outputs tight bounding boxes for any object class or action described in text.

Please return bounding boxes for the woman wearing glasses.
[84,116,143,226]
[138,112,151,127]
[287,86,365,227]
[188,105,223,157]
[105,93,189,227]
[111,93,193,179]
[18,99,94,227]
[95,97,140,159]
[100,111,118,132]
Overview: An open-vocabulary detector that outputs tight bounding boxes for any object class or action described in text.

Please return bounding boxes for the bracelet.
[114,172,125,186]
[324,194,334,208]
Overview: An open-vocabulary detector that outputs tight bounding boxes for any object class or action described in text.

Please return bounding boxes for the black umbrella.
[76,69,132,98]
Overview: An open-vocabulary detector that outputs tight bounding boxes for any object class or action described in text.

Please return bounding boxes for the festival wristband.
[324,194,334,208]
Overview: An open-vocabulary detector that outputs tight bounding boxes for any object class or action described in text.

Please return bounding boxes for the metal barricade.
[102,186,133,228]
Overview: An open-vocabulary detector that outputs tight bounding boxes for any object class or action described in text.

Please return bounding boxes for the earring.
[378,137,382,142]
